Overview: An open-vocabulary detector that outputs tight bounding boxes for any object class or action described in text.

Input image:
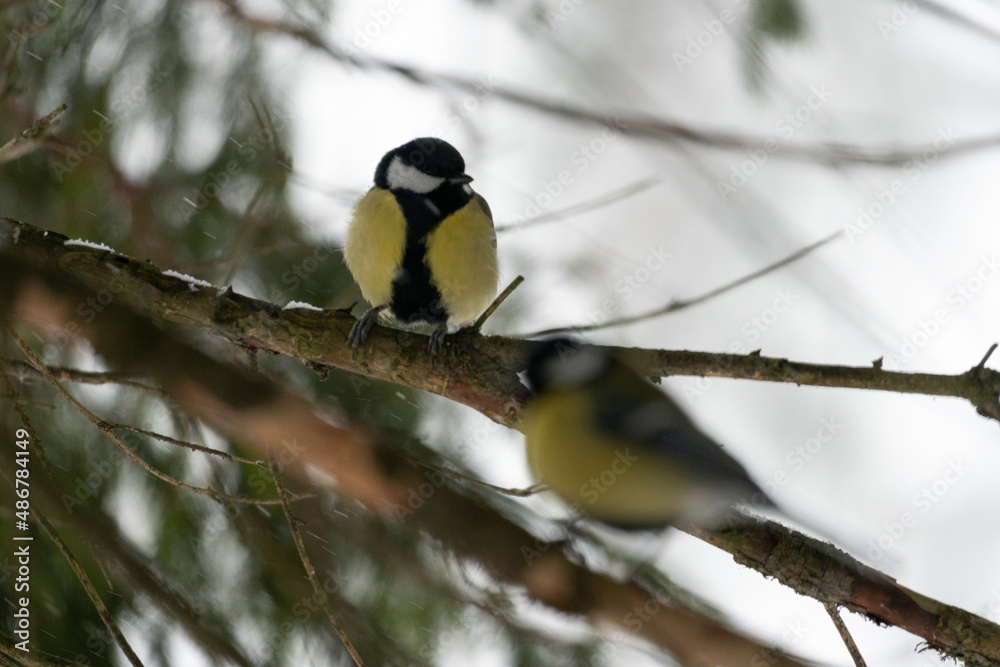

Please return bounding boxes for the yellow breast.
[523,391,694,526]
[344,188,406,308]
[424,197,500,325]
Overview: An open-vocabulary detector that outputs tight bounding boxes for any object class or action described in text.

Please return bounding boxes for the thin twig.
[109,422,267,467]
[521,231,840,337]
[409,458,544,497]
[10,218,1000,425]
[5,355,289,483]
[0,392,56,409]
[268,458,366,666]
[495,179,659,233]
[0,353,56,477]
[823,602,868,667]
[23,498,146,667]
[3,358,166,395]
[7,328,289,507]
[976,343,998,370]
[220,178,271,285]
[0,104,67,164]
[473,275,524,331]
[218,3,1000,167]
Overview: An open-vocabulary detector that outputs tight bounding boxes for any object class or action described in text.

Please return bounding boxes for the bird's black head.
[525,337,613,394]
[374,137,470,192]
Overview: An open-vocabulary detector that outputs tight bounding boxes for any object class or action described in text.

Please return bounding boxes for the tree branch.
[4,216,1000,664]
[3,219,996,427]
[269,458,366,666]
[0,104,66,164]
[2,357,166,394]
[686,520,1000,665]
[824,602,869,667]
[521,230,841,336]
[0,221,810,666]
[216,1,1000,167]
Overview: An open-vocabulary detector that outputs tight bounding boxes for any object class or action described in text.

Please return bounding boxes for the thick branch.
[618,347,1000,423]
[4,217,1000,663]
[686,521,1000,665]
[0,232,807,666]
[2,219,997,427]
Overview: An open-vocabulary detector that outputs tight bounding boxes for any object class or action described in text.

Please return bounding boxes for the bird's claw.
[348,306,386,360]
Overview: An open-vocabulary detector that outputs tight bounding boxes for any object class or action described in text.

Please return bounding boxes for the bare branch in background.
[0,104,66,164]
[7,327,292,507]
[6,219,998,426]
[269,458,366,666]
[217,1,1000,167]
[522,230,841,337]
[495,179,660,233]
[3,358,166,394]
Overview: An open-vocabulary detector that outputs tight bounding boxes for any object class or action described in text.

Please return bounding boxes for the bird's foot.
[348,306,387,360]
[428,323,448,360]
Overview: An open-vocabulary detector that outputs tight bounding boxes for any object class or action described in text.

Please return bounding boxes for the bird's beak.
[449,174,474,185]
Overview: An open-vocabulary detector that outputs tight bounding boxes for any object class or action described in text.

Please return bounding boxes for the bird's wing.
[472,193,497,249]
[591,371,764,494]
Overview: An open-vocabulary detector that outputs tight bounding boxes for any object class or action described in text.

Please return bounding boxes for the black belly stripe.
[389,185,472,325]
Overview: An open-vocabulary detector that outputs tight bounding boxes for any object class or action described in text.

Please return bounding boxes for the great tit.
[523,338,773,529]
[344,137,499,357]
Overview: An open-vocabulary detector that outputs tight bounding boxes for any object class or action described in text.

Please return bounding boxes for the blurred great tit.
[345,137,499,357]
[523,338,774,529]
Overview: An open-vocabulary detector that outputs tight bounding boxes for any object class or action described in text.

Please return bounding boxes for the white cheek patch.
[386,156,445,193]
[543,347,607,387]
